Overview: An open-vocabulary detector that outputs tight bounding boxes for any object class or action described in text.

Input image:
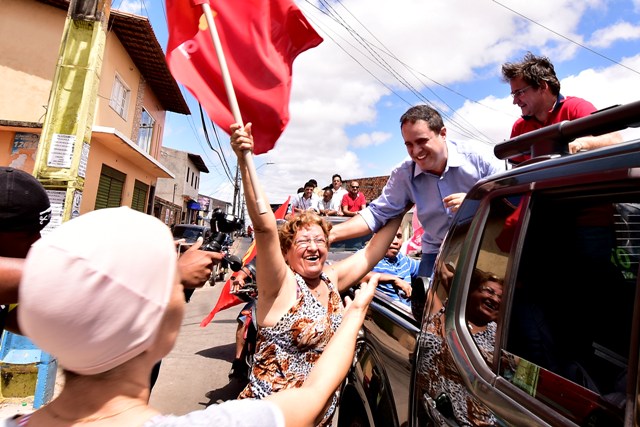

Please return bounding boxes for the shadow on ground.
[202,378,248,407]
[196,343,235,361]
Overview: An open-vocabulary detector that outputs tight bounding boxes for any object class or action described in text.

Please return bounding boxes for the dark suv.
[172,224,211,251]
[338,100,640,427]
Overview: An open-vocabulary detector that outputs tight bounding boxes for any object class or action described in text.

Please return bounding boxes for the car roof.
[174,224,209,230]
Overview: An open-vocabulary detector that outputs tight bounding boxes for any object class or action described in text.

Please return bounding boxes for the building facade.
[0,0,189,217]
[155,147,209,226]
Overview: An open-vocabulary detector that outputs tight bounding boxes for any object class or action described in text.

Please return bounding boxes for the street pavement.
[149,236,252,414]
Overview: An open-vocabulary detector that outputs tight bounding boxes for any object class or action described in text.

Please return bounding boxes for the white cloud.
[351,131,392,148]
[165,0,640,203]
[116,0,144,15]
[278,0,609,176]
[589,21,640,48]
[453,53,640,148]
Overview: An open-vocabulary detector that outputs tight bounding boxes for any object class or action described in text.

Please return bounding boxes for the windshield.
[329,234,371,252]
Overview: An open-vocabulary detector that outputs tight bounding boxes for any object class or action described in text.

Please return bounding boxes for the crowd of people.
[288,174,366,219]
[0,52,622,426]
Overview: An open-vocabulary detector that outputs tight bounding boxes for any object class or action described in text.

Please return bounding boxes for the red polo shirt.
[510,95,596,164]
[342,192,366,212]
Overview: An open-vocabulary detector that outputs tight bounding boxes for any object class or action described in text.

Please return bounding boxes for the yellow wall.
[0,0,64,122]
[81,142,159,212]
[0,0,166,142]
[96,34,141,138]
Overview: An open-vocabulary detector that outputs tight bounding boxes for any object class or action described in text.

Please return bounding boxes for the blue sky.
[116,0,640,204]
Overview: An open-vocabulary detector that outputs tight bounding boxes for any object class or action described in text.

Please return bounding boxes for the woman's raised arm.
[230,123,289,298]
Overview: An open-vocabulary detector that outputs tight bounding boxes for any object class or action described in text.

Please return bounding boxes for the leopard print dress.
[238,272,343,426]
[417,304,498,426]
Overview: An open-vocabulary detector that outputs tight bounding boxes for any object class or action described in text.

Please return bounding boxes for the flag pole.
[200,1,268,214]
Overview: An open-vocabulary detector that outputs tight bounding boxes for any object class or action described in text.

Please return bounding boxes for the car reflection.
[417,266,503,426]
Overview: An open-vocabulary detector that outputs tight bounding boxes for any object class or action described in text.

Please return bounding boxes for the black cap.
[0,167,52,232]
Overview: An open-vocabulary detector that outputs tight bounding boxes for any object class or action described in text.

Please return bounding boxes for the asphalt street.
[149,236,252,414]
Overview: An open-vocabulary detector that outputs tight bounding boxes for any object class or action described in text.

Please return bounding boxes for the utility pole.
[2,0,111,410]
[33,0,110,228]
[232,164,240,217]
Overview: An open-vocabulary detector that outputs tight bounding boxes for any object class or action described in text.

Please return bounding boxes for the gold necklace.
[45,402,146,423]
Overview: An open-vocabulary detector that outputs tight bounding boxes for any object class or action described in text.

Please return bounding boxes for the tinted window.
[173,226,208,243]
[328,234,371,252]
[414,195,517,426]
[500,191,640,426]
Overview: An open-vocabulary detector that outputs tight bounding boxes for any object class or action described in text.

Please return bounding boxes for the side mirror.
[411,276,430,323]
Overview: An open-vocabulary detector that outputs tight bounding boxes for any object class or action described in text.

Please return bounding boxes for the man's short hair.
[304,181,315,189]
[501,52,561,95]
[308,179,318,187]
[399,105,445,133]
[332,174,342,182]
[0,167,51,232]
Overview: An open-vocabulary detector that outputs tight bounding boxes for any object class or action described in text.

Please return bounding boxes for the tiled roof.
[344,175,389,204]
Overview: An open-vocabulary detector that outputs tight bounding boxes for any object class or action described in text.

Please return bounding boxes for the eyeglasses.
[510,85,531,99]
[479,286,502,300]
[294,237,327,248]
[351,186,359,189]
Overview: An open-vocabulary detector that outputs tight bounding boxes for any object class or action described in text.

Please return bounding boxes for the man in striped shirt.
[362,227,418,306]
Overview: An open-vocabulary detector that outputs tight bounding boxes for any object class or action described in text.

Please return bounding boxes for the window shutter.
[95,165,125,210]
[131,180,149,212]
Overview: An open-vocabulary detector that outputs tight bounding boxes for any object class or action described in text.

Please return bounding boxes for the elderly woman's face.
[468,279,502,324]
[285,224,328,279]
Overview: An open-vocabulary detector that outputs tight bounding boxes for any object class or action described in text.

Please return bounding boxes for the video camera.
[210,208,244,235]
[202,210,243,271]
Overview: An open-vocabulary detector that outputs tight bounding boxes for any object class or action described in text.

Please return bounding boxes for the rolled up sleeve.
[359,160,414,233]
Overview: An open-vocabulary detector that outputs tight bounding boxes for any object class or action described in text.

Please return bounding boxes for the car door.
[413,161,640,426]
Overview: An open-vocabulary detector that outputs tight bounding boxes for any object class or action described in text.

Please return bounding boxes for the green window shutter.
[95,165,125,210]
[131,180,149,212]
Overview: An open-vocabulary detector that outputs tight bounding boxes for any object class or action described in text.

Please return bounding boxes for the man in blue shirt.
[331,105,505,278]
[361,227,418,306]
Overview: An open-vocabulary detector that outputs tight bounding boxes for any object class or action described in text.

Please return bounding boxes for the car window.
[328,234,371,252]
[499,190,640,426]
[414,195,518,426]
[173,226,206,242]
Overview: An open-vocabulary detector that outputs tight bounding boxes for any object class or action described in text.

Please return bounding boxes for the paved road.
[149,236,252,414]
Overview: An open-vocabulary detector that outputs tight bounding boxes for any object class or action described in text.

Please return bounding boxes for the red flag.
[402,209,423,256]
[200,197,291,326]
[165,0,323,154]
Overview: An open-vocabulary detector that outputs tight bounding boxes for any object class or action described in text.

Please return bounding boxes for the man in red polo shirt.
[342,180,366,217]
[501,52,620,164]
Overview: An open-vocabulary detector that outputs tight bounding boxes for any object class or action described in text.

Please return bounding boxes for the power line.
[332,0,498,142]
[197,103,235,184]
[177,87,230,183]
[302,1,494,143]
[492,0,640,77]
[301,9,413,106]
[208,117,234,179]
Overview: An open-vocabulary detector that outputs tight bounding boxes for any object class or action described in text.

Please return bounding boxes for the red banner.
[165,0,323,154]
